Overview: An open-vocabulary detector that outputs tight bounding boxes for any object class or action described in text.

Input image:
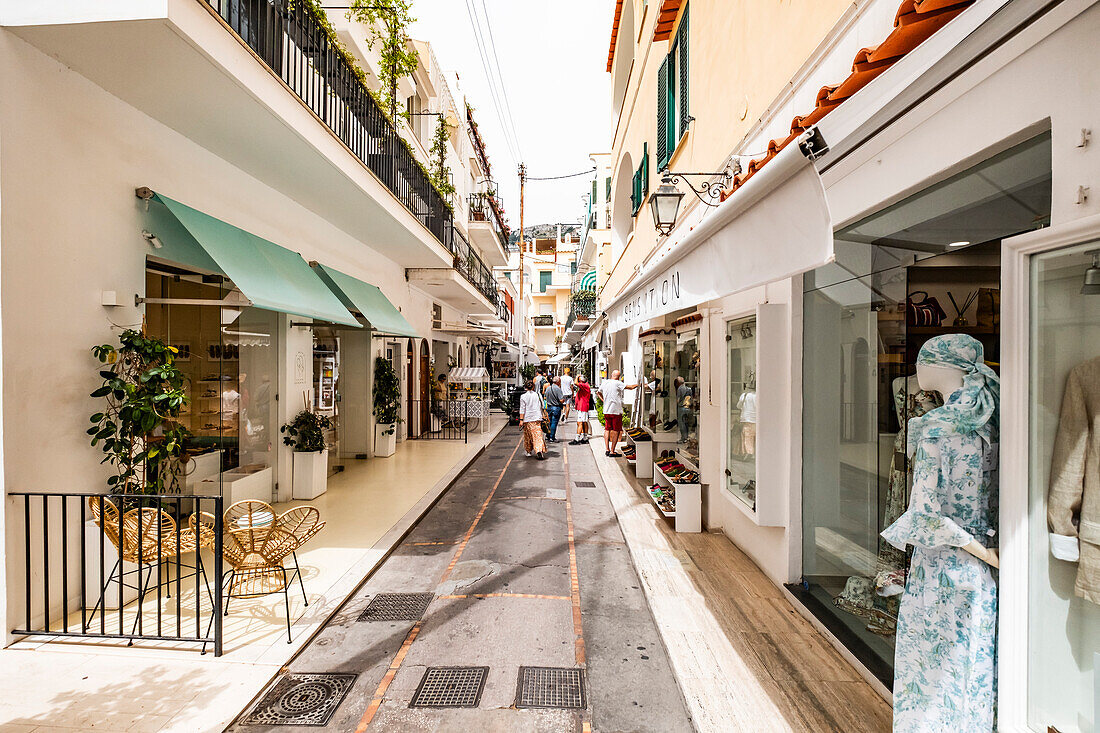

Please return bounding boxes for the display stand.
[652,450,701,533]
[447,367,491,434]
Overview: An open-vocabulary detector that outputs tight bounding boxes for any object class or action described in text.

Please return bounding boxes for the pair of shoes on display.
[662,419,678,431]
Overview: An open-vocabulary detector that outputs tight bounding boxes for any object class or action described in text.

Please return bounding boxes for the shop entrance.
[313,329,341,476]
[406,339,415,436]
[419,340,430,431]
[799,132,1051,683]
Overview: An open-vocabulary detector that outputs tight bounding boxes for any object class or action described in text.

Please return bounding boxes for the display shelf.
[652,453,701,532]
[646,485,675,518]
[623,429,654,478]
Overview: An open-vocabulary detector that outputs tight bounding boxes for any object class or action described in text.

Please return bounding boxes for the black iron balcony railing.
[207,0,453,250]
[451,227,499,307]
[565,299,596,331]
[533,314,555,327]
[468,193,509,252]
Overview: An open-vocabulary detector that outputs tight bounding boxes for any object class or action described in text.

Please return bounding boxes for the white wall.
[0,29,443,637]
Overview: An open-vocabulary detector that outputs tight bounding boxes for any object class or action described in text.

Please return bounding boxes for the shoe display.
[662,419,678,431]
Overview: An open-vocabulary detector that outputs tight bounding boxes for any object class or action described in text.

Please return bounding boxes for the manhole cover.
[409,666,489,708]
[356,592,434,622]
[515,667,586,709]
[241,672,357,726]
[575,481,596,488]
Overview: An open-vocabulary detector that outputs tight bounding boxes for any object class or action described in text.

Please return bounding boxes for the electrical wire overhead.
[464,0,522,166]
[526,167,598,181]
[478,0,524,162]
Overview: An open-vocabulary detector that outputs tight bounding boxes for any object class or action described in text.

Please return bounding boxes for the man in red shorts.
[597,370,637,457]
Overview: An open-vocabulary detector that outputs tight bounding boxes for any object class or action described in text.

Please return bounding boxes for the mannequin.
[916,362,999,568]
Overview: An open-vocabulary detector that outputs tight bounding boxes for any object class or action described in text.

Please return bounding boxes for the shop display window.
[726,317,757,510]
[1027,240,1100,733]
[640,333,675,433]
[145,267,278,499]
[800,132,1050,681]
[673,329,701,460]
[313,330,340,476]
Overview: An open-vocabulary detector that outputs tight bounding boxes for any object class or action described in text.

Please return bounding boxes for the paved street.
[231,427,693,731]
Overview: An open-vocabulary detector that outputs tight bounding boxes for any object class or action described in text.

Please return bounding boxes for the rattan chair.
[86,498,212,629]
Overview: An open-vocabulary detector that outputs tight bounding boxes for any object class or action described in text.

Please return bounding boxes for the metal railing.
[451,227,499,307]
[11,491,224,655]
[407,400,473,442]
[565,299,597,331]
[468,193,509,251]
[532,314,555,327]
[206,0,454,250]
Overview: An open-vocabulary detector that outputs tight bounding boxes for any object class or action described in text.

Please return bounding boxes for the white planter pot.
[292,449,328,500]
[375,424,397,457]
[83,519,159,611]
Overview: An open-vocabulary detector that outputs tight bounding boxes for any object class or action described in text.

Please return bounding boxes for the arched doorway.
[419,340,430,431]
[406,339,415,437]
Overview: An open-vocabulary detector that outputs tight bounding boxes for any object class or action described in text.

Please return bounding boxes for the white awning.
[581,314,607,350]
[546,352,571,364]
[606,133,832,333]
[447,367,489,382]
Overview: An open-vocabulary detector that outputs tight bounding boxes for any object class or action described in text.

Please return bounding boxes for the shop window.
[727,317,757,510]
[640,332,675,432]
[673,328,700,460]
[800,131,1051,682]
[1028,241,1100,732]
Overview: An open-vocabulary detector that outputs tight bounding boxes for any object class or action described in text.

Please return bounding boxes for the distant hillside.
[508,223,581,246]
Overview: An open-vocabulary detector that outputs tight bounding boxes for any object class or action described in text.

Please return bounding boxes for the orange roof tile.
[719,0,974,201]
[607,0,624,73]
[652,0,684,42]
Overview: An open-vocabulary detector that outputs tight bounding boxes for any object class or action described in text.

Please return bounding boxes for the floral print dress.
[881,428,998,732]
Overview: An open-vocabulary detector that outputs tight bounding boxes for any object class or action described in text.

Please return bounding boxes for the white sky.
[409,0,615,229]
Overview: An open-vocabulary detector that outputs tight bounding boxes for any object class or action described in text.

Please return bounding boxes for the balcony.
[532,315,556,327]
[408,226,500,314]
[563,297,596,344]
[3,0,456,268]
[468,193,510,265]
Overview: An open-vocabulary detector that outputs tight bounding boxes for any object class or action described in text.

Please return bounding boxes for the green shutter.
[642,142,649,198]
[571,261,577,275]
[678,6,690,139]
[592,179,597,203]
[605,177,611,199]
[540,271,552,292]
[630,168,641,216]
[656,56,669,169]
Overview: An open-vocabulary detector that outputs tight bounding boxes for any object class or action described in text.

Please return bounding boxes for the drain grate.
[515,667,586,709]
[356,592,434,622]
[574,481,596,488]
[409,666,489,708]
[242,672,357,726]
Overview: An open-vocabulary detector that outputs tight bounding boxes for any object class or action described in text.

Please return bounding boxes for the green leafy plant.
[429,115,456,201]
[347,0,418,123]
[520,363,537,381]
[281,410,331,452]
[89,330,189,494]
[373,357,403,434]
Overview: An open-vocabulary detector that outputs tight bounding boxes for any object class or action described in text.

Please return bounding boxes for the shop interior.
[726,315,758,511]
[800,131,1052,682]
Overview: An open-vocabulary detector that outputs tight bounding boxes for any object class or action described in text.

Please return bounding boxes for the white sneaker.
[525,451,532,457]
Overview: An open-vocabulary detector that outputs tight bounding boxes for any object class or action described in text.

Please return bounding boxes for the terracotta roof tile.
[717,0,974,202]
[652,0,684,42]
[607,0,624,73]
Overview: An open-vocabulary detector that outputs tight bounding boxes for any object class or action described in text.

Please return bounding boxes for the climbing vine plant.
[348,0,419,124]
[429,115,456,201]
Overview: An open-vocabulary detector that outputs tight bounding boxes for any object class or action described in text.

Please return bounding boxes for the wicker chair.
[86,498,211,628]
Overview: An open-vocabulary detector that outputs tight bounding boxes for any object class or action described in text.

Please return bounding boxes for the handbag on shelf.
[976,288,1000,330]
[906,291,948,327]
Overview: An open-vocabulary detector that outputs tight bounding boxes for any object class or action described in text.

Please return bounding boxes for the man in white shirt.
[597,370,637,457]
[560,368,574,419]
[519,379,547,459]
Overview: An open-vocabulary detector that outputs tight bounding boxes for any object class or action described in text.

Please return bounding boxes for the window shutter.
[656,56,669,169]
[642,142,649,197]
[605,177,611,199]
[592,179,597,203]
[677,7,689,139]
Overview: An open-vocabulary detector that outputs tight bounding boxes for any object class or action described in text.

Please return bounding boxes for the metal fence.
[11,492,224,655]
[205,0,454,249]
[406,399,483,442]
[450,228,500,307]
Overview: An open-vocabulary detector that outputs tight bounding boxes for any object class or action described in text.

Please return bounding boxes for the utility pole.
[517,162,527,382]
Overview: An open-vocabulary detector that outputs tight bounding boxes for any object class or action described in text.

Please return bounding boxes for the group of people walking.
[519,366,635,460]
[518,366,595,459]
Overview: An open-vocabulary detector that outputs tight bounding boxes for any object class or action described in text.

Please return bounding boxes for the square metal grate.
[356,592,434,622]
[409,666,489,708]
[515,667,587,709]
[241,672,357,726]
[574,481,596,488]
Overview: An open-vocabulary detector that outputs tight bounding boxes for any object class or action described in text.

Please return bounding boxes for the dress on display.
[882,335,999,733]
[736,390,757,455]
[833,376,941,634]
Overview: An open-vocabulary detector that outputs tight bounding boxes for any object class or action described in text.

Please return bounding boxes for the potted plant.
[373,357,402,457]
[282,410,331,499]
[87,329,189,605]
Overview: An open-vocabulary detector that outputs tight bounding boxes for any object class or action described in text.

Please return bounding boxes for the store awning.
[606,135,832,332]
[312,263,418,337]
[145,193,360,327]
[447,367,489,382]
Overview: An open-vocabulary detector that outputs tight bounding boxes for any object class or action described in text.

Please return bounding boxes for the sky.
[408,0,615,229]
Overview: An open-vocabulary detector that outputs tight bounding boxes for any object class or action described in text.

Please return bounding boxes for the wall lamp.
[650,167,733,235]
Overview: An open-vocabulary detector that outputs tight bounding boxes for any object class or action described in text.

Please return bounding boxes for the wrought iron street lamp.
[650,167,734,235]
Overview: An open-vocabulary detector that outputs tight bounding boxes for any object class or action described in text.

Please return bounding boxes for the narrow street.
[231,426,693,731]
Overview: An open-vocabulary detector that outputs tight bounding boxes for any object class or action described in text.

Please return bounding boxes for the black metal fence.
[451,227,500,308]
[205,0,454,249]
[10,492,224,655]
[407,399,483,442]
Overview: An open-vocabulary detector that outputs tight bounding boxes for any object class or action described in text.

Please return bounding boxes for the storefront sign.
[607,142,833,332]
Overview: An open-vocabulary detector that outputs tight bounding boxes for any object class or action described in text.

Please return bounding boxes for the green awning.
[313,264,419,338]
[145,193,361,327]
